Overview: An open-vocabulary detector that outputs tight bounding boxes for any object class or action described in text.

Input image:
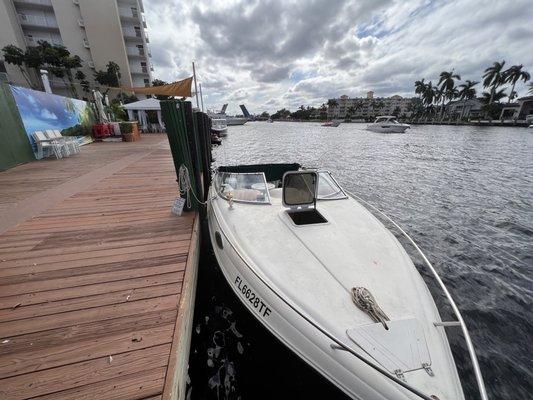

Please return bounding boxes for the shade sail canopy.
[122,97,161,111]
[122,76,193,97]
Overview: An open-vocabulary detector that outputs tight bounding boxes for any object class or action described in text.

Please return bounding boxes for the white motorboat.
[322,120,341,127]
[211,118,228,136]
[367,116,410,133]
[207,164,488,400]
[226,116,248,126]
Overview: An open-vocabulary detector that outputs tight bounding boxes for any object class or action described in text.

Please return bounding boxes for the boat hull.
[211,127,227,136]
[207,189,463,400]
[226,118,248,126]
[366,124,410,133]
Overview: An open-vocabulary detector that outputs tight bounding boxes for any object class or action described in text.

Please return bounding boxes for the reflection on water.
[189,122,533,400]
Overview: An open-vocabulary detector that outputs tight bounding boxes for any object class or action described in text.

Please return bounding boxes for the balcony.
[122,28,143,41]
[126,46,146,57]
[83,38,90,48]
[13,0,53,9]
[130,66,149,75]
[25,35,63,46]
[18,13,58,29]
[119,7,140,20]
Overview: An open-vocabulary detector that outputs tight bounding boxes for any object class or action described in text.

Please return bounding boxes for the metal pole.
[192,61,200,109]
[199,83,204,112]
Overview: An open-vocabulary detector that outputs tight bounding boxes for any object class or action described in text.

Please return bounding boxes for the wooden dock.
[0,134,199,400]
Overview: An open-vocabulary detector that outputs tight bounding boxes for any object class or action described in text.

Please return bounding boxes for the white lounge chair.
[44,130,70,157]
[32,131,63,160]
[52,130,80,154]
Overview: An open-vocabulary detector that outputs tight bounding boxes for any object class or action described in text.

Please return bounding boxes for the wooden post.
[160,99,197,211]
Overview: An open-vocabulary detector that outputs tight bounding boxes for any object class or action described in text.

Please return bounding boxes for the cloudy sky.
[144,0,532,115]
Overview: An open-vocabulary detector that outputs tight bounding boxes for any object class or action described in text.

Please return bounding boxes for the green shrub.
[119,122,133,134]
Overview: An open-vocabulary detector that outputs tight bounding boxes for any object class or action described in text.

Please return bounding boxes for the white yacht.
[367,116,410,133]
[207,164,487,400]
[226,116,248,126]
[211,118,228,136]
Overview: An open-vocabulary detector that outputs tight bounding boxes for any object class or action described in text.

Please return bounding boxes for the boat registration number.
[234,275,272,317]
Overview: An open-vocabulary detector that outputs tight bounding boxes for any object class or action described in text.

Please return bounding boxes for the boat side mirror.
[282,171,318,208]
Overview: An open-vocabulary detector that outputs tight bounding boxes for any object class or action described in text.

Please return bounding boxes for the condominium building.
[0,0,153,99]
[327,92,415,119]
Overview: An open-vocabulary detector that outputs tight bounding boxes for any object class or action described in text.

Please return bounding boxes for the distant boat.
[367,116,410,133]
[267,119,274,123]
[209,104,248,126]
[322,120,340,127]
[226,117,248,126]
[529,125,533,128]
[211,118,228,136]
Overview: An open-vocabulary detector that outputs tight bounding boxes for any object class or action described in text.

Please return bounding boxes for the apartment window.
[134,26,141,37]
[137,44,144,55]
[131,7,138,17]
[141,61,147,73]
[143,78,149,87]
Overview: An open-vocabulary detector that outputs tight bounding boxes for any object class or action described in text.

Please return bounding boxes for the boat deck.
[0,134,199,400]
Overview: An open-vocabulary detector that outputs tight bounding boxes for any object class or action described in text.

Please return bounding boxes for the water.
[188,122,533,400]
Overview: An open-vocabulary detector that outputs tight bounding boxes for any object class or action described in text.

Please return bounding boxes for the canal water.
[188,122,532,400]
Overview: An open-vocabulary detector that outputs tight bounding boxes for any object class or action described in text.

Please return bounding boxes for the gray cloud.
[144,0,533,114]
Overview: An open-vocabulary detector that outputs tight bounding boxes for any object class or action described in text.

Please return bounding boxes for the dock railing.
[346,190,489,400]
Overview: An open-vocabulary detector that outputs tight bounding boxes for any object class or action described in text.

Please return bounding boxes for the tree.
[75,70,90,93]
[94,61,121,95]
[481,88,507,119]
[421,81,435,106]
[346,106,356,120]
[151,78,169,100]
[1,44,33,88]
[260,111,270,118]
[392,106,401,117]
[457,80,478,120]
[483,61,506,106]
[414,78,426,98]
[271,108,291,120]
[327,99,338,108]
[503,64,530,103]
[438,70,460,120]
[3,41,85,97]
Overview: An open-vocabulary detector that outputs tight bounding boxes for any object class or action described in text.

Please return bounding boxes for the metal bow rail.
[346,190,489,400]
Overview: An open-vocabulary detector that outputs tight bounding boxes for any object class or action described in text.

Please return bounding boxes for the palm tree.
[457,80,478,120]
[438,70,460,120]
[483,61,506,105]
[414,79,426,98]
[346,106,356,120]
[421,81,434,106]
[481,88,507,104]
[503,64,530,103]
[327,99,338,108]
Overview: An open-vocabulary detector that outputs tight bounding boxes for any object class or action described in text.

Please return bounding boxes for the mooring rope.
[351,287,390,330]
[178,164,207,207]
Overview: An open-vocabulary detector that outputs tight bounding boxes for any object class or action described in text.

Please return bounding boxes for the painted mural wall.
[9,85,95,148]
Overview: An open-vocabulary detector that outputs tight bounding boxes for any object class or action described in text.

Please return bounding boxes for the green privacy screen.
[0,83,35,171]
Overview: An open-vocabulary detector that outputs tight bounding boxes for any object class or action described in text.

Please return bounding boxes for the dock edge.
[162,212,201,400]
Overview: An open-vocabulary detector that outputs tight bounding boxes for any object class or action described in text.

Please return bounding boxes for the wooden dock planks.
[0,135,198,400]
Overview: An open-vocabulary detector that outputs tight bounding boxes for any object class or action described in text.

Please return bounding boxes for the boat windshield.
[317,171,347,200]
[215,172,271,204]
